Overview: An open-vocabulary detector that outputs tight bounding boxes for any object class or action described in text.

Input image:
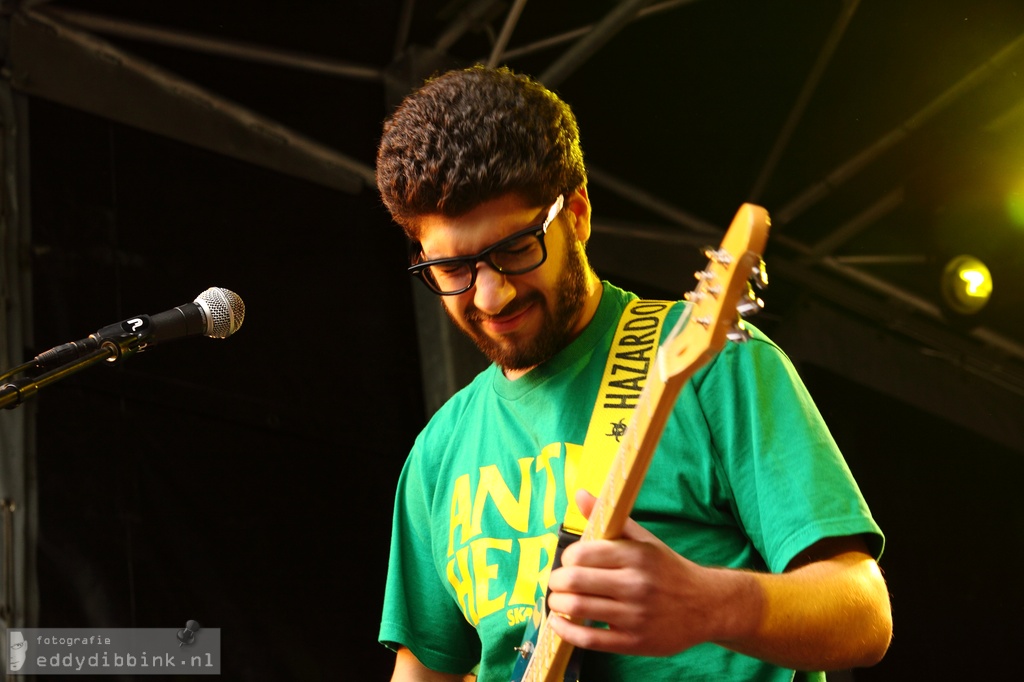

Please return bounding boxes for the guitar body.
[509,203,770,682]
[509,609,537,681]
[510,596,584,682]
[510,597,581,682]
[509,598,545,682]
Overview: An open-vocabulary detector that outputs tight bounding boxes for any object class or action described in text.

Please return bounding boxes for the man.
[376,65,892,681]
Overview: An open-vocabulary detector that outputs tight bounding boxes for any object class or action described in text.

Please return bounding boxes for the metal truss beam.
[8,9,375,194]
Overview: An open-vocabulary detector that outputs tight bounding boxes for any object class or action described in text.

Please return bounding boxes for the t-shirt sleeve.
[693,330,884,573]
[378,438,481,674]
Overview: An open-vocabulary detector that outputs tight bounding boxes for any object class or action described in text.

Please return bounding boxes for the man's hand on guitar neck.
[544,490,892,671]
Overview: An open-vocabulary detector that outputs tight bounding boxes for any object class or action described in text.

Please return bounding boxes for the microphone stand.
[0,334,144,410]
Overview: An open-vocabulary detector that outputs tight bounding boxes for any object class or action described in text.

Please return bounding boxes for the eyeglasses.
[408,195,564,295]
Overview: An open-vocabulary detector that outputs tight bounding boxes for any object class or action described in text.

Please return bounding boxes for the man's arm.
[390,647,475,682]
[726,534,892,669]
[546,491,892,671]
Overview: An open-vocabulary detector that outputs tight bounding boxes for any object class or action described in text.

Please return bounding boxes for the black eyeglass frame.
[408,195,565,295]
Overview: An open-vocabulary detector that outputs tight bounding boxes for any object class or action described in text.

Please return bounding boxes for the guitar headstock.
[658,203,770,380]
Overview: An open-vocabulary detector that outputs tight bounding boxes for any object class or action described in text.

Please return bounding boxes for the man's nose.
[473,262,515,315]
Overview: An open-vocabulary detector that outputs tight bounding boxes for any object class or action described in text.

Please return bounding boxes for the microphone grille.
[195,287,245,338]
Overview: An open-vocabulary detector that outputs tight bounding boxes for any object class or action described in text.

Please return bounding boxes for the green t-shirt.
[380,282,883,681]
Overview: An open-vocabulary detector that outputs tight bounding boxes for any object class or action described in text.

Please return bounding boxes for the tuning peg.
[752,259,768,289]
[727,321,751,343]
[736,282,764,317]
[702,246,733,266]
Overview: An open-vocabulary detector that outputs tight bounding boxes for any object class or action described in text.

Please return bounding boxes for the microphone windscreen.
[196,288,245,338]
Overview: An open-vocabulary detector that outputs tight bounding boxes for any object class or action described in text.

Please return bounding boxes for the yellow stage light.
[941,255,993,315]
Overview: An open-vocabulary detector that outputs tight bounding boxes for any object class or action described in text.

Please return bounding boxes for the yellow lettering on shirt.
[446,546,478,624]
[472,536,513,620]
[535,443,563,529]
[472,459,533,535]
[448,473,472,556]
[509,534,558,607]
[445,445,567,627]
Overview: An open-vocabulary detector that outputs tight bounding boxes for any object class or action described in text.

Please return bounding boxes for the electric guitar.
[510,203,771,682]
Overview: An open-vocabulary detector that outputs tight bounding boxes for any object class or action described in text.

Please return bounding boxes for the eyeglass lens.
[424,230,545,293]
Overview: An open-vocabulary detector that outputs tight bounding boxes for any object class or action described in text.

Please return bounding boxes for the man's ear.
[565,186,592,243]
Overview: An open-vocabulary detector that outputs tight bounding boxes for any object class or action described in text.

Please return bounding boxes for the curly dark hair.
[376,65,586,237]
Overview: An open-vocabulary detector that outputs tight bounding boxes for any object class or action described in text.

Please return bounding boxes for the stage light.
[941,255,993,315]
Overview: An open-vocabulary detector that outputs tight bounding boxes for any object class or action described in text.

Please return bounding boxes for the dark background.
[30,101,423,679]
[6,0,1024,679]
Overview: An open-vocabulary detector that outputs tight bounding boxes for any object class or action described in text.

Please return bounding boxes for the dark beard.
[450,237,589,371]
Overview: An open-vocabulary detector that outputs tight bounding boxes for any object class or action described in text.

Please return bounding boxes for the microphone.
[34,287,245,370]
